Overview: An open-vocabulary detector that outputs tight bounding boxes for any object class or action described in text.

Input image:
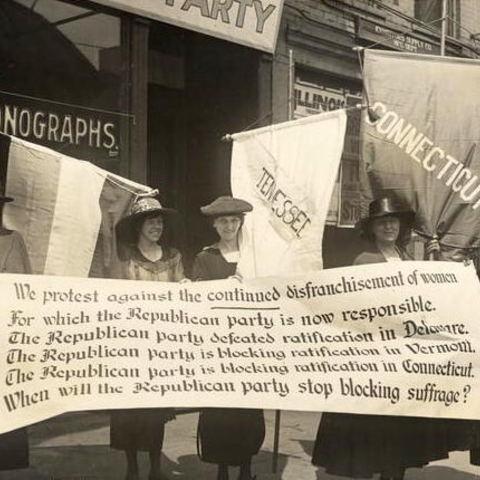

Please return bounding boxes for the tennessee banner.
[231,110,347,278]
[362,50,480,254]
[1,261,480,433]
[0,134,152,277]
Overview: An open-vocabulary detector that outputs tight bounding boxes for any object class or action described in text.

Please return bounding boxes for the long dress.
[110,246,184,451]
[311,245,453,478]
[192,247,266,466]
[0,228,32,470]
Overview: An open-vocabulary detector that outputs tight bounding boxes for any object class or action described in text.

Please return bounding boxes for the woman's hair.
[210,213,245,227]
[132,212,173,258]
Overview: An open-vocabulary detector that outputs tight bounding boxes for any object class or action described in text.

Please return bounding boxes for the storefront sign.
[0,93,121,164]
[358,19,440,55]
[294,81,362,227]
[90,0,284,53]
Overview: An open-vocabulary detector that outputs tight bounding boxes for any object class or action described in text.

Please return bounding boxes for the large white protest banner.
[1,260,480,433]
[89,0,284,53]
[231,110,347,278]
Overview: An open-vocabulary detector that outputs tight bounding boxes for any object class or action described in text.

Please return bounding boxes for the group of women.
[109,192,475,480]
[0,187,477,479]
[111,194,263,480]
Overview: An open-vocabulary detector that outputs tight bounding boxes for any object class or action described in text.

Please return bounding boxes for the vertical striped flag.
[0,133,152,277]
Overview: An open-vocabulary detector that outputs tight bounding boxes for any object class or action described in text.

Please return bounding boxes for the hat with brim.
[200,196,253,216]
[356,197,415,234]
[115,197,176,244]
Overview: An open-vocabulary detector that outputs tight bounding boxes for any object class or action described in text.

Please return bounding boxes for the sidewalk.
[0,411,478,480]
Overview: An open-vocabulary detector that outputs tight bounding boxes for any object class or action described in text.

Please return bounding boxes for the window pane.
[1,0,126,170]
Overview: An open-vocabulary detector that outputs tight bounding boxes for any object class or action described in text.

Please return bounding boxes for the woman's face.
[139,214,163,244]
[213,215,242,242]
[371,215,400,245]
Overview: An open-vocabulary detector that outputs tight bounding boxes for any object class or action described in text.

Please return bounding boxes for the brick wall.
[283,0,480,57]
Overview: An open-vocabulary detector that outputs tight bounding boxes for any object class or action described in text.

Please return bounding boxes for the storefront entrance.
[147,24,261,270]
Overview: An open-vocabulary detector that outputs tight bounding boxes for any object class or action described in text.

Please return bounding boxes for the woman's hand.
[425,238,440,256]
[228,274,243,283]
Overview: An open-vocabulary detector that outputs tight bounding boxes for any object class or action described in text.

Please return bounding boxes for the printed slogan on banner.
[1,261,480,433]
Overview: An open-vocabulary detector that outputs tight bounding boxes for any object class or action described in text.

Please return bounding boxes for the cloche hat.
[356,196,414,234]
[115,197,176,243]
[200,196,253,216]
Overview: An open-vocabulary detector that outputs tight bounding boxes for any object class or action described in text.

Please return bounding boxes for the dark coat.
[192,246,265,465]
[312,243,453,478]
[0,229,31,470]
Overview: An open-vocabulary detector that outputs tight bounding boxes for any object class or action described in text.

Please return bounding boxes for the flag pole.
[440,0,447,56]
[272,48,295,475]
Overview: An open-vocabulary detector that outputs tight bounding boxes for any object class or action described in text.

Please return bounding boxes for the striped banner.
[0,134,152,277]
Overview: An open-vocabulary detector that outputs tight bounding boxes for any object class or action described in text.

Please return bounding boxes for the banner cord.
[221,103,364,143]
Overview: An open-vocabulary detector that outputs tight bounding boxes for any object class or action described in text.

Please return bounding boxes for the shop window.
[294,69,362,228]
[0,0,127,171]
[414,0,460,38]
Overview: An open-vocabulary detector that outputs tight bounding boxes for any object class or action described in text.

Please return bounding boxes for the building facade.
[2,0,480,268]
[273,0,480,266]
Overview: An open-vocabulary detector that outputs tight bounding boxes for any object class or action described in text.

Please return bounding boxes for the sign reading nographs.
[90,0,284,53]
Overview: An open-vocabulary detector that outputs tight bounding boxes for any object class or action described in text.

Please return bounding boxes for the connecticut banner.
[1,261,480,433]
[362,49,480,252]
[231,110,347,278]
[0,133,152,277]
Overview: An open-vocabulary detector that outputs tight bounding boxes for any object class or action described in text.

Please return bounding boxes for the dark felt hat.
[115,197,176,243]
[200,196,253,216]
[356,197,415,233]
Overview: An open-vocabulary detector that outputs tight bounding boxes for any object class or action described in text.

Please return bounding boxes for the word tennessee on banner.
[1,260,480,434]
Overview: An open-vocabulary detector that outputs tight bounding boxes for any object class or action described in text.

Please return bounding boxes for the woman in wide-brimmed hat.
[111,196,184,480]
[192,196,264,480]
[311,196,453,480]
[353,196,415,264]
[0,186,31,472]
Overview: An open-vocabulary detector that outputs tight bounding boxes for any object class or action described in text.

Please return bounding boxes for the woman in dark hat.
[311,196,451,480]
[0,188,31,472]
[111,196,184,480]
[192,196,264,480]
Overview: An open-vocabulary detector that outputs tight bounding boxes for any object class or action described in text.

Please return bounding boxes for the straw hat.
[115,197,176,243]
